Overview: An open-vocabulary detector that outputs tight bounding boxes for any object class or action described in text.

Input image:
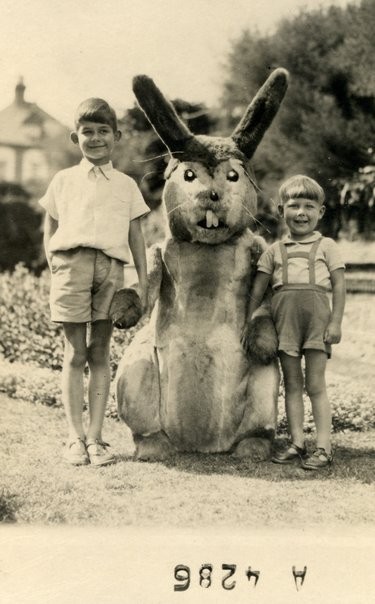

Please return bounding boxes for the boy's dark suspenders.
[278,237,324,288]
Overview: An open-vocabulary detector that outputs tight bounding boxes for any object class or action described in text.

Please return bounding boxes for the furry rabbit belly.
[159,239,279,454]
[117,233,279,458]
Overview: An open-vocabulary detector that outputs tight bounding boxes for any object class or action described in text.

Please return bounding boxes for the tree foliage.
[0,183,43,272]
[220,0,375,211]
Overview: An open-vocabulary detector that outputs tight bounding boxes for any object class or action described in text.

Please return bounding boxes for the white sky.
[1,0,354,127]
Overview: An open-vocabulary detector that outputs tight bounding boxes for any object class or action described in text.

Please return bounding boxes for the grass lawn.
[1,391,374,528]
[1,293,374,528]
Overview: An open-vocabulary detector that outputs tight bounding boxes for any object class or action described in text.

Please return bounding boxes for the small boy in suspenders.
[242,175,346,469]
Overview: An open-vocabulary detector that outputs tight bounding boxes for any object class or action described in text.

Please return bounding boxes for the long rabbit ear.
[231,68,289,159]
[133,75,193,154]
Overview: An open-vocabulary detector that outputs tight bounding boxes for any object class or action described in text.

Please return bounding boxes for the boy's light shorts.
[50,247,124,323]
[271,288,332,358]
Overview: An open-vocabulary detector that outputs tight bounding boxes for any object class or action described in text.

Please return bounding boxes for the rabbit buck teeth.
[206,210,219,228]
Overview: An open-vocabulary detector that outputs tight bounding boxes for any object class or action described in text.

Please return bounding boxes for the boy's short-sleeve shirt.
[257,231,345,290]
[39,158,150,263]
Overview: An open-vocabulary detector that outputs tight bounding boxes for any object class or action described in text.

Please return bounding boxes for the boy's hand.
[324,321,342,344]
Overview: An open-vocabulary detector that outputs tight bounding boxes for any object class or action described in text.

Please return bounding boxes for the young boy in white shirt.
[40,98,149,466]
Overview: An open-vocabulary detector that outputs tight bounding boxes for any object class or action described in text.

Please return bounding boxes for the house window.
[25,124,42,142]
[0,161,7,180]
[23,149,48,181]
[0,147,16,181]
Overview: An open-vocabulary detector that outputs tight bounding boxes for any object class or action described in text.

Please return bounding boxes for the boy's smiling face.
[71,120,121,166]
[279,197,325,240]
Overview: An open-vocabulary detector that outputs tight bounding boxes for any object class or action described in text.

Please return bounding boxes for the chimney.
[15,77,26,105]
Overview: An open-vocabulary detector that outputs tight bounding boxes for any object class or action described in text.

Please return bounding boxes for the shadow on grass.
[139,437,375,484]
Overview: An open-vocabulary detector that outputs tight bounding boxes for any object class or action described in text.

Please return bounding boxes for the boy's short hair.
[279,174,325,205]
[74,98,118,132]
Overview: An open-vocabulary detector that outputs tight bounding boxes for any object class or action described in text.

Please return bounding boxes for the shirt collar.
[79,158,113,178]
[282,231,322,245]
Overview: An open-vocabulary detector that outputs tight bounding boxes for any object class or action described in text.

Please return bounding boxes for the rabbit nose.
[210,190,219,202]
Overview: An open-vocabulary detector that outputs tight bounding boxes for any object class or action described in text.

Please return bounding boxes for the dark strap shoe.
[271,442,307,464]
[301,448,333,470]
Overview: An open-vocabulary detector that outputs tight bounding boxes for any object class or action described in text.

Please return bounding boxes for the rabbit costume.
[116,69,289,460]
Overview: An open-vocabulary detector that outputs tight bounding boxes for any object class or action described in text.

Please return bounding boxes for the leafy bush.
[0,358,118,417]
[1,266,374,433]
[0,265,63,368]
[277,380,375,434]
[0,360,62,407]
[0,264,141,375]
[1,357,374,432]
[0,488,18,523]
[0,182,44,272]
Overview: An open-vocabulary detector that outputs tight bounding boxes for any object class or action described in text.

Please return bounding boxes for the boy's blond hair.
[279,175,325,206]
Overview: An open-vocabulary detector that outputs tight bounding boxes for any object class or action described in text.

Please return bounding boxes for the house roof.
[0,79,70,148]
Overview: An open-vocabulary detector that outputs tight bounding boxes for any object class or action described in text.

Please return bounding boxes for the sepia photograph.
[1,0,374,602]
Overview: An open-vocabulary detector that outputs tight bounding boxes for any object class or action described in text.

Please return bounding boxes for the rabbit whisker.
[166,199,191,215]
[134,151,184,163]
[241,203,272,234]
[240,204,257,221]
[140,171,158,185]
[243,169,262,192]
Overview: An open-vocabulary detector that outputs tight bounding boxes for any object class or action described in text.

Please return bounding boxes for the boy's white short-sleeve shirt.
[39,158,150,263]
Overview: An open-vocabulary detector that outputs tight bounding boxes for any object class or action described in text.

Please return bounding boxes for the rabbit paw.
[243,315,278,364]
[109,288,143,329]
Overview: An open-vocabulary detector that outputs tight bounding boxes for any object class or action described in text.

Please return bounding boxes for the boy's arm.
[241,271,271,347]
[43,214,58,270]
[324,268,346,344]
[246,239,274,319]
[128,217,148,312]
[247,271,272,320]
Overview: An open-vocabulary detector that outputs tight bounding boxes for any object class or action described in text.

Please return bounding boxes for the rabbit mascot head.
[116,69,289,460]
[134,69,288,244]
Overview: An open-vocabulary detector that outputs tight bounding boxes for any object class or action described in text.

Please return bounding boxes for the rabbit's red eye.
[184,169,196,182]
[227,170,239,182]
